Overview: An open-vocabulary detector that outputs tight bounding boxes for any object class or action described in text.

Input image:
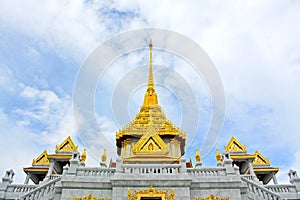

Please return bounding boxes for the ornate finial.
[80,148,87,162]
[101,149,107,163]
[195,148,201,163]
[216,148,222,163]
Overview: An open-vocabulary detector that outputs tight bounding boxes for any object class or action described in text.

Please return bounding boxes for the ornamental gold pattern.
[195,195,230,200]
[128,186,174,200]
[72,195,107,200]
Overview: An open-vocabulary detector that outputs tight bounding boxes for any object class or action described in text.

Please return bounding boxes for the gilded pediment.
[133,126,168,154]
[56,136,78,153]
[224,136,247,153]
[32,150,50,165]
[252,150,270,165]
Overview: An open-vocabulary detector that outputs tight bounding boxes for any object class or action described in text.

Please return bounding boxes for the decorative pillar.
[247,159,259,182]
[272,173,278,184]
[46,160,55,179]
[24,173,30,184]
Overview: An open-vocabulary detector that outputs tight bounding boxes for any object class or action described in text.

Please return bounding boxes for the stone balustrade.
[241,177,281,200]
[6,184,36,193]
[77,167,116,176]
[122,164,181,174]
[187,167,226,176]
[20,177,61,200]
[266,184,297,193]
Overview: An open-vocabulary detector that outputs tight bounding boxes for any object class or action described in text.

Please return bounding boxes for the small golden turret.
[216,148,222,163]
[80,148,87,162]
[195,148,201,163]
[101,149,107,163]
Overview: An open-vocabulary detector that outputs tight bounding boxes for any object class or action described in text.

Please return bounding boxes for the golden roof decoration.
[55,136,78,153]
[80,148,87,162]
[195,195,230,200]
[195,148,201,163]
[32,150,50,165]
[216,148,222,163]
[73,195,107,200]
[101,149,107,163]
[252,150,270,165]
[224,136,247,153]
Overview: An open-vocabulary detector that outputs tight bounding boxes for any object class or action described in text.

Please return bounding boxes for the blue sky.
[0,0,300,184]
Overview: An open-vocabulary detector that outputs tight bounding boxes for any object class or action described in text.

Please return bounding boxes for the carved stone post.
[289,169,300,192]
[116,156,123,173]
[222,153,235,175]
[67,152,80,175]
[180,157,187,173]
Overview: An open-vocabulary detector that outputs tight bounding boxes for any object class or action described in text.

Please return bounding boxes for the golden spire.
[216,148,222,163]
[80,148,87,162]
[101,149,107,163]
[143,39,158,107]
[195,148,201,163]
[148,38,154,89]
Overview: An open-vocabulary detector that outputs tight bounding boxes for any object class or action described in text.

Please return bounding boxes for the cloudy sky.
[0,0,300,184]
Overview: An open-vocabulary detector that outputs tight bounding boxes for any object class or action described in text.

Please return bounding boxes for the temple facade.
[0,40,300,200]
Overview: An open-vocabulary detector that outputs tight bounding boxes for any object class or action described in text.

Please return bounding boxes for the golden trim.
[47,154,72,159]
[73,195,107,200]
[128,186,174,200]
[55,136,78,152]
[229,154,255,159]
[253,168,279,172]
[195,195,230,200]
[252,150,270,165]
[32,150,50,165]
[23,167,49,172]
[224,136,246,153]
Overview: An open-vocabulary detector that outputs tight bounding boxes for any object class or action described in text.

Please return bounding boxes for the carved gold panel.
[128,186,174,200]
[195,195,230,200]
[73,194,107,200]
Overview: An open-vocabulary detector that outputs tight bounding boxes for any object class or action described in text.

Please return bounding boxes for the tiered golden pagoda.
[224,136,278,184]
[116,40,186,164]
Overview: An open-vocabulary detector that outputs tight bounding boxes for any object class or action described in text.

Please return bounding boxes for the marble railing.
[6,184,36,193]
[265,184,297,193]
[77,167,116,176]
[187,167,226,176]
[241,177,282,200]
[122,164,181,174]
[20,176,61,200]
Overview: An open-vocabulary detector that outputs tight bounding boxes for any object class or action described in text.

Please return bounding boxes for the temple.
[0,40,300,200]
